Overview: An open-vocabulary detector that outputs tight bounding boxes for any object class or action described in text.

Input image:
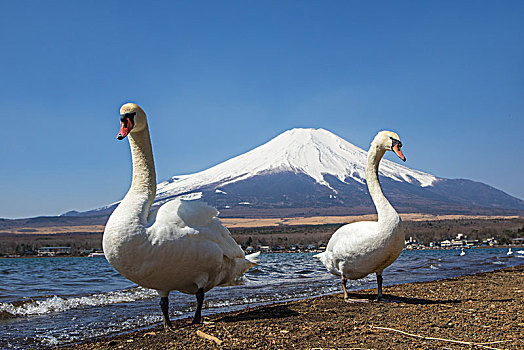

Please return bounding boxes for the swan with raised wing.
[103,103,258,329]
[315,131,406,302]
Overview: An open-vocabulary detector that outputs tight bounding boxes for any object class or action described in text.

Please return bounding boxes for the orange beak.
[393,144,406,162]
[117,119,133,140]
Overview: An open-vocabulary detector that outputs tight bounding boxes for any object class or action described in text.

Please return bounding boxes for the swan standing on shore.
[315,131,406,302]
[103,103,258,329]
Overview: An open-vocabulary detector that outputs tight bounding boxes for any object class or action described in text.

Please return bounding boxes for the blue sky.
[1,1,523,219]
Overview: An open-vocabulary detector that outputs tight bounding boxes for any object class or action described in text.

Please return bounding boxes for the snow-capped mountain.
[83,128,524,218]
[156,128,436,199]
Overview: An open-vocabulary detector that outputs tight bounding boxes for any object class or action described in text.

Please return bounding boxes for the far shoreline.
[2,214,522,257]
[1,244,522,259]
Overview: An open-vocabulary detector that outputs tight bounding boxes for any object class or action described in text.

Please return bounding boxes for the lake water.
[1,248,523,348]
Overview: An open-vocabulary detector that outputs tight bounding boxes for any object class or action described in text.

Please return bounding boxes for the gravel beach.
[61,264,524,350]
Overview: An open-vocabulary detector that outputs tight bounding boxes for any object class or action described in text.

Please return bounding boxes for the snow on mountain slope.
[156,128,437,200]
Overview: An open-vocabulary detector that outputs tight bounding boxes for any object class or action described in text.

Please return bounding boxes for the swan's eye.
[120,112,136,122]
[390,137,401,148]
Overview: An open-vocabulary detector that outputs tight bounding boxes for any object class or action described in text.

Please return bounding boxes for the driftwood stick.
[370,326,505,350]
[477,340,512,345]
[196,330,223,345]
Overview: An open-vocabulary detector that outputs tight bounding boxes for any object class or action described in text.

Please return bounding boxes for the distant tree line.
[0,218,523,257]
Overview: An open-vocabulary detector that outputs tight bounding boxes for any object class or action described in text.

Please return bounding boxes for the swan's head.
[117,103,148,140]
[372,130,406,162]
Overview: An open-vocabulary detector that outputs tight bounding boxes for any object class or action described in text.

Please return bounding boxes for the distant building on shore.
[405,237,424,250]
[37,247,72,257]
[466,239,481,247]
[512,237,524,245]
[259,246,271,253]
[482,237,498,246]
[440,240,452,248]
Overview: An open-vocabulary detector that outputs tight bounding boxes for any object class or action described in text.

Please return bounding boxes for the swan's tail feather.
[218,255,258,286]
[245,251,260,266]
[314,251,330,268]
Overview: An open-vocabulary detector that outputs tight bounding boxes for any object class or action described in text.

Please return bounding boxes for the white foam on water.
[36,335,59,347]
[0,287,157,317]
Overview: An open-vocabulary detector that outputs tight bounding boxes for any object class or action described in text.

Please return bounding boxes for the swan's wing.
[176,198,218,227]
[327,221,379,254]
[148,198,215,231]
[147,198,245,260]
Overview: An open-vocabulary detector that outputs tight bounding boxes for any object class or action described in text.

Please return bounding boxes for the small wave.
[0,287,156,318]
[492,261,505,265]
[208,284,341,310]
[207,296,267,308]
[246,268,267,275]
[36,335,59,347]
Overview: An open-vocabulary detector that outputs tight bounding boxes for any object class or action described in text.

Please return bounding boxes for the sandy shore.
[61,264,524,350]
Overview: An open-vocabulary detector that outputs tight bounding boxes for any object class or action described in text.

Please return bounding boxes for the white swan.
[507,248,513,256]
[103,103,258,329]
[460,248,466,256]
[315,131,406,302]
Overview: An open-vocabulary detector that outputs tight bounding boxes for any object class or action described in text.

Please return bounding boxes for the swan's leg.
[342,274,369,303]
[376,273,383,301]
[192,288,205,324]
[160,296,172,330]
[341,275,349,300]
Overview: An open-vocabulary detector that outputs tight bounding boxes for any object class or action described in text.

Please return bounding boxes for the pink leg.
[342,275,369,303]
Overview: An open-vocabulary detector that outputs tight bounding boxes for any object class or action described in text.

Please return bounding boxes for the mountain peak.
[274,127,348,145]
[156,127,437,200]
[278,127,330,137]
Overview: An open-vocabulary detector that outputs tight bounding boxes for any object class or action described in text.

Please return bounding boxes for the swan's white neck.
[121,126,156,223]
[366,144,399,225]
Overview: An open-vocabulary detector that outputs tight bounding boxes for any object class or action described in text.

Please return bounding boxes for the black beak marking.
[120,112,136,125]
[390,137,402,148]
